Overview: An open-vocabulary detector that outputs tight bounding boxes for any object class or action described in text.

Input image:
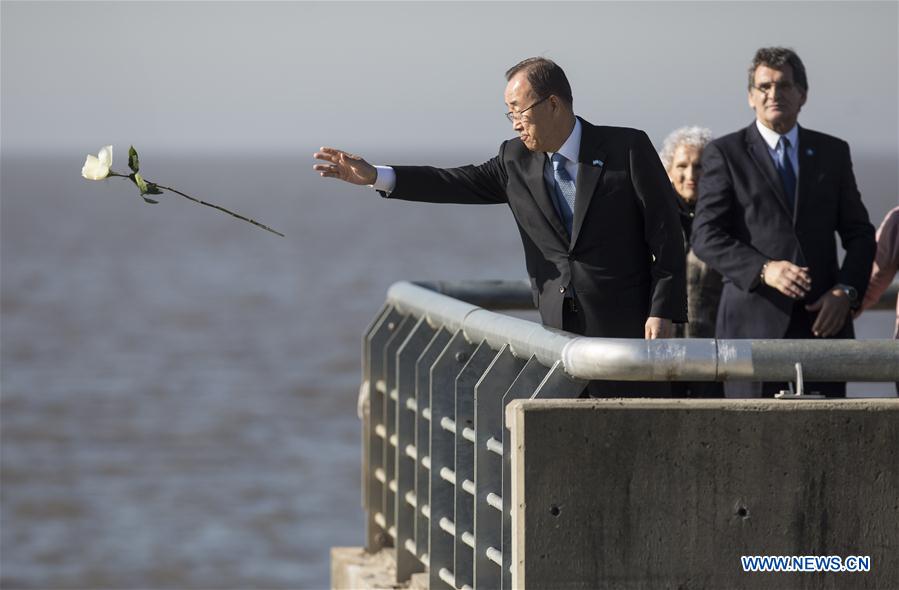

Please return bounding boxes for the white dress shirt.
[755,119,799,177]
[370,165,397,193]
[547,117,582,182]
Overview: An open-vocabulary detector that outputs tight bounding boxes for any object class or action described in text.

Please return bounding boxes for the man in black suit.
[691,47,876,398]
[313,57,687,396]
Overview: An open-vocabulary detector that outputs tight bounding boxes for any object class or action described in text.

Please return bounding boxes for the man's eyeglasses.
[752,81,798,96]
[505,96,550,123]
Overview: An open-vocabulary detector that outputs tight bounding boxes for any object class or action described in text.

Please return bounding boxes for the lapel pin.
[806,148,814,156]
[592,159,603,167]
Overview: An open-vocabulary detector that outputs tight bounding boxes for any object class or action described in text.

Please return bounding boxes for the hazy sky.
[2,1,897,166]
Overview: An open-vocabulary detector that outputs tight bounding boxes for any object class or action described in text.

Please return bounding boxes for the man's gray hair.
[658,125,713,170]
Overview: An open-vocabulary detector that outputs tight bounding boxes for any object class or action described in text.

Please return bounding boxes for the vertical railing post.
[394,317,436,582]
[382,315,416,544]
[416,328,453,569]
[429,330,476,589]
[453,341,496,589]
[364,305,406,552]
[473,345,526,590]
[361,304,391,548]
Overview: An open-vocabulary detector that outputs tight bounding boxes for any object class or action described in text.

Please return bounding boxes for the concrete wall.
[507,399,899,590]
[331,547,428,590]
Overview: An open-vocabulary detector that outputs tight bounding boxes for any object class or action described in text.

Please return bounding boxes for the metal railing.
[360,280,898,590]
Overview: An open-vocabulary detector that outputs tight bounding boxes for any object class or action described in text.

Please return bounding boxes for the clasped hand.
[762,260,811,299]
[804,289,851,337]
[762,260,850,337]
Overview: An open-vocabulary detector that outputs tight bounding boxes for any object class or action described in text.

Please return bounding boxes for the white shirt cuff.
[370,166,396,193]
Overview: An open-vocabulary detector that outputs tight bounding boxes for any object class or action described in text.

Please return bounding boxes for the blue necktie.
[776,136,796,212]
[551,153,576,235]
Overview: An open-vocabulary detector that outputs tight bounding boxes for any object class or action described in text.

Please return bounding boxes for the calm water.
[1,155,895,590]
[0,155,524,590]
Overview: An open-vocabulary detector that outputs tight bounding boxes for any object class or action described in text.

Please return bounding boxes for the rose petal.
[98,145,113,168]
[81,154,109,180]
[82,155,99,179]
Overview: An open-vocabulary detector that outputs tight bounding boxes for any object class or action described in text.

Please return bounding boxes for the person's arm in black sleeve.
[387,141,509,205]
[691,141,769,291]
[833,140,876,300]
[630,130,687,323]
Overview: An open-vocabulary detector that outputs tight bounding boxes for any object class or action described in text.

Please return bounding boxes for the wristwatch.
[835,283,859,309]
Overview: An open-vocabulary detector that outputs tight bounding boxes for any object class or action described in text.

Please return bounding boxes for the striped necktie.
[551,153,576,235]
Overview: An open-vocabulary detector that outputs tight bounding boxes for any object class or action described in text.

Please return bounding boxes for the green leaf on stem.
[133,172,149,195]
[142,196,159,204]
[128,146,140,173]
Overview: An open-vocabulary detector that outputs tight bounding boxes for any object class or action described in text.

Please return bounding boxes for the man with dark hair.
[692,47,876,398]
[505,57,574,105]
[747,47,808,95]
[313,57,687,397]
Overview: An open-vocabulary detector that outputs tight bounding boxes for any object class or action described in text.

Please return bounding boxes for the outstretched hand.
[313,147,377,185]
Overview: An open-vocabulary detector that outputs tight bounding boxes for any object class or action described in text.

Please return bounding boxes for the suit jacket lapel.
[522,149,569,242]
[570,121,606,249]
[796,126,816,227]
[745,123,793,218]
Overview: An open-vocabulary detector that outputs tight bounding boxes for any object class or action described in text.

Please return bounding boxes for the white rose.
[81,145,113,180]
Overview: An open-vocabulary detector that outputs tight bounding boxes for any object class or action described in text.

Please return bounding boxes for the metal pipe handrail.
[414,279,899,312]
[562,337,899,382]
[388,281,899,382]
